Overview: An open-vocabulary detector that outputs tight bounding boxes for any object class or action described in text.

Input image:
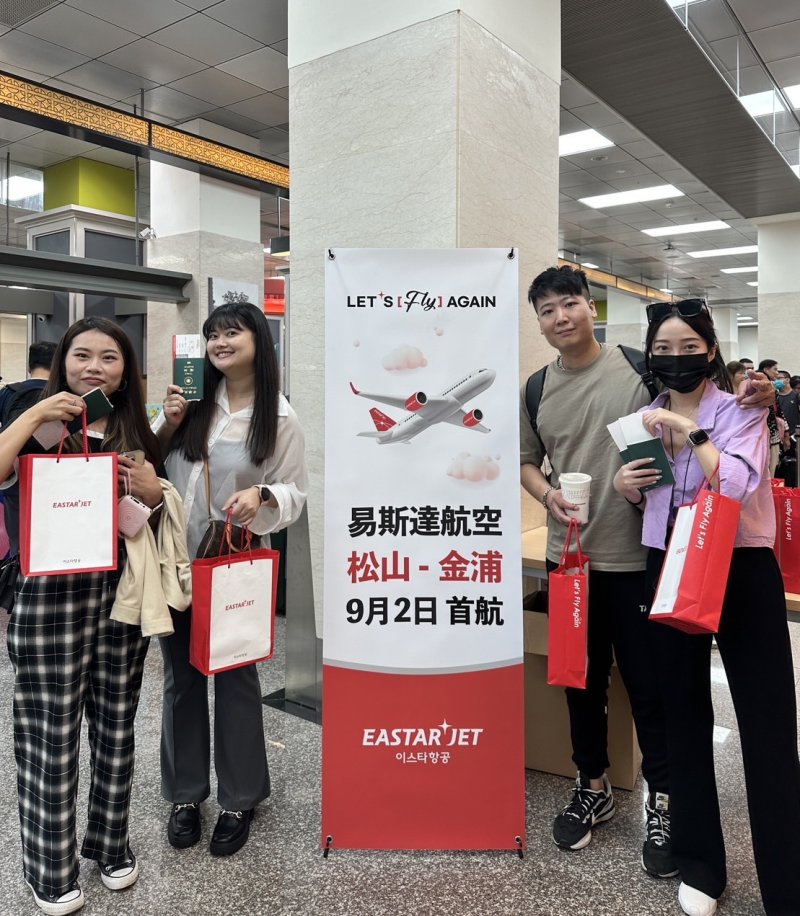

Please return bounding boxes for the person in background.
[613,300,800,916]
[0,341,57,555]
[738,357,754,372]
[154,301,307,858]
[776,370,799,436]
[0,317,164,915]
[758,359,782,476]
[724,361,745,391]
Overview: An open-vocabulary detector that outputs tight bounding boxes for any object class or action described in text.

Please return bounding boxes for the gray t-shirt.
[520,346,651,572]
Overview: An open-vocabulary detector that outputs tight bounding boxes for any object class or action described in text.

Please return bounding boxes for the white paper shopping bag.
[19,451,118,576]
[650,502,696,618]
[190,548,279,675]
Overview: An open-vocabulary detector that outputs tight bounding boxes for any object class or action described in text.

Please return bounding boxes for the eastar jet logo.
[347,290,497,312]
[362,718,484,747]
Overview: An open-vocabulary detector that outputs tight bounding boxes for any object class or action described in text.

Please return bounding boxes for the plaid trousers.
[7,565,149,898]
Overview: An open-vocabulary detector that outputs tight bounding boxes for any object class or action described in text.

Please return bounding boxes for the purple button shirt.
[640,381,774,550]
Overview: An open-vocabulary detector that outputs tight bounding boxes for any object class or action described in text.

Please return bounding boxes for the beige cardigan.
[111,479,192,636]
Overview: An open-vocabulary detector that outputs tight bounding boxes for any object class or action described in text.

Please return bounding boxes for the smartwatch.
[687,428,710,448]
[253,484,272,504]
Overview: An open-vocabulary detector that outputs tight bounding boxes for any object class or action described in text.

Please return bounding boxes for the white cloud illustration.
[382,344,428,371]
[447,453,500,482]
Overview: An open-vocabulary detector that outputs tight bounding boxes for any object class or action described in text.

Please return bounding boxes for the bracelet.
[625,490,645,506]
[541,486,557,511]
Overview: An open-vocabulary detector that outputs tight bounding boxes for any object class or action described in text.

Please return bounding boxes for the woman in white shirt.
[155,302,307,857]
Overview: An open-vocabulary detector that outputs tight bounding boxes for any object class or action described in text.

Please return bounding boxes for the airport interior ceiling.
[0,0,798,323]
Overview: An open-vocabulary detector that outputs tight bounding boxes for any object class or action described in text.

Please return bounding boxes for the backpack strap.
[617,344,659,400]
[524,364,547,453]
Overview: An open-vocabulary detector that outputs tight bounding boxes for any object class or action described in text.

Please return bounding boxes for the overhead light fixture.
[581,261,599,269]
[687,245,758,258]
[642,220,729,237]
[747,281,759,287]
[666,0,708,6]
[579,184,683,209]
[737,316,756,322]
[269,235,290,259]
[720,266,758,274]
[559,129,614,157]
[659,288,673,294]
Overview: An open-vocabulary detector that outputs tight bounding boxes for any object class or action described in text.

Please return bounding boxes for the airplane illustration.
[350,368,496,444]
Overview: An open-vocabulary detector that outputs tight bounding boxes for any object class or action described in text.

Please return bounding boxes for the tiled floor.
[0,612,797,916]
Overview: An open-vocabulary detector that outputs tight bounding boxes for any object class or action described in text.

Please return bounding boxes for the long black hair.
[170,301,280,464]
[644,307,732,394]
[43,316,162,463]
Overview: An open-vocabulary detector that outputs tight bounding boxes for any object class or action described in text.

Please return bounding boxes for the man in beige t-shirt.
[520,265,673,878]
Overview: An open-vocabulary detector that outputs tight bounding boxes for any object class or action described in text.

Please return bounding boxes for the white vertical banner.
[322,249,524,850]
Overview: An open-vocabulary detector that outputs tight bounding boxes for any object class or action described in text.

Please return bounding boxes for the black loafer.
[209,809,254,856]
[168,802,201,849]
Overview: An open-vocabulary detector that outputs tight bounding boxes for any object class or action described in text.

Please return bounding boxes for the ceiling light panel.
[558,129,614,157]
[687,246,758,258]
[720,266,758,274]
[642,220,729,237]
[579,184,684,209]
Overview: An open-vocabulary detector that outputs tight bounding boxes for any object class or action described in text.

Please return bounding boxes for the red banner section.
[322,664,525,849]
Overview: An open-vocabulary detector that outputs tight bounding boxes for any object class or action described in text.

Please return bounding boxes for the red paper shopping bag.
[19,417,118,577]
[774,488,800,592]
[650,481,740,635]
[190,518,280,675]
[547,519,589,689]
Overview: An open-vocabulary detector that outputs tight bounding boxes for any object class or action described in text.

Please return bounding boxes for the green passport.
[619,439,674,492]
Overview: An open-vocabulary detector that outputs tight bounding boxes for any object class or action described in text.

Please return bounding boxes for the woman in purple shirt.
[613,300,800,916]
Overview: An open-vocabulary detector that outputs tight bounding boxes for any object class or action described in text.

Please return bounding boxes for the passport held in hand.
[607,413,674,492]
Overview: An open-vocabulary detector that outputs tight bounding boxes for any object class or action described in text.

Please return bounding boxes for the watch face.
[689,429,709,446]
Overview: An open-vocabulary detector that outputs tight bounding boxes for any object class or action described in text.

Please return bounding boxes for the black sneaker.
[552,772,615,850]
[642,791,678,878]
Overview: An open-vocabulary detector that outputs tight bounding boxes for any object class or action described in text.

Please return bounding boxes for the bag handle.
[56,405,88,462]
[121,466,131,497]
[694,461,721,502]
[558,518,586,568]
[217,507,253,564]
[203,459,213,525]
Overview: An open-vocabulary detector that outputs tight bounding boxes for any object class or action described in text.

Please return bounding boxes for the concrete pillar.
[711,306,738,364]
[289,0,561,629]
[605,287,647,350]
[753,213,800,370]
[145,122,264,401]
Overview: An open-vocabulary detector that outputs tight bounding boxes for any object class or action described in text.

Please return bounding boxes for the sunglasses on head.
[646,298,709,324]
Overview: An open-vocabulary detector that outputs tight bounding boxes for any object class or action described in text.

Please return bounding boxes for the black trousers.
[159,607,271,811]
[646,546,800,915]
[546,562,669,791]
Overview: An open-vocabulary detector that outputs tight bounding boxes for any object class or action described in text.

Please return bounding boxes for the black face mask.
[648,353,713,393]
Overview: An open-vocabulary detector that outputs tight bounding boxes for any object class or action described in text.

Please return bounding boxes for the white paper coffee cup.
[560,472,591,523]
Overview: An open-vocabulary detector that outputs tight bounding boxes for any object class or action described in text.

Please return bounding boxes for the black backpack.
[0,380,44,430]
[0,383,22,429]
[524,344,659,451]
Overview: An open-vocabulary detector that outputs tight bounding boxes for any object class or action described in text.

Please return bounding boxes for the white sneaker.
[678,882,718,916]
[98,849,139,891]
[25,881,84,915]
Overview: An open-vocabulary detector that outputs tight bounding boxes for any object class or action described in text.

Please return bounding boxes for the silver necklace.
[557,343,604,371]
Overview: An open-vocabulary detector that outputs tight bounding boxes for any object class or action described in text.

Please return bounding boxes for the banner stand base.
[262,688,320,724]
[323,835,333,859]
